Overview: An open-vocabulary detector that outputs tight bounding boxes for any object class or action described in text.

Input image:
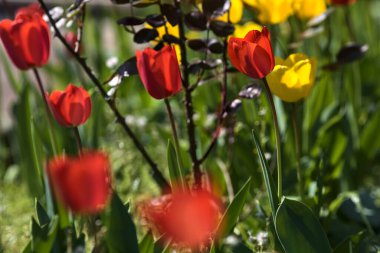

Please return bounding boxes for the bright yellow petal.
[245,0,294,24]
[218,0,244,23]
[294,0,327,19]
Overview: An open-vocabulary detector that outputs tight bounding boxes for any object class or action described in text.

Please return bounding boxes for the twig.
[37,0,170,191]
[174,0,201,187]
[74,2,86,54]
[198,10,230,165]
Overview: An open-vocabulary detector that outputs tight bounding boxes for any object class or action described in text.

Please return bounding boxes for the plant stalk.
[262,77,282,200]
[291,103,303,200]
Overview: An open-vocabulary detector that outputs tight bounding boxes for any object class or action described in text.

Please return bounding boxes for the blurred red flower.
[47,84,92,127]
[47,151,112,215]
[330,0,357,5]
[228,27,274,79]
[136,45,182,99]
[140,189,223,248]
[0,3,50,70]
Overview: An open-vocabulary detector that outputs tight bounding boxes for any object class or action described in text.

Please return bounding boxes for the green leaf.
[15,86,43,197]
[139,232,155,253]
[216,177,251,238]
[105,193,139,253]
[252,130,279,215]
[167,140,185,190]
[31,216,58,253]
[360,109,380,159]
[35,200,50,226]
[275,198,331,253]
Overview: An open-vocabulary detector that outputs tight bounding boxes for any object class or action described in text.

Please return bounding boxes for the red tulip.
[47,151,112,214]
[0,4,50,70]
[140,189,223,248]
[47,84,92,127]
[136,45,182,99]
[228,27,275,79]
[330,0,357,5]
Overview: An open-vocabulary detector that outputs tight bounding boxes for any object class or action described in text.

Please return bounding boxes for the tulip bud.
[136,45,182,99]
[0,4,50,70]
[47,84,92,127]
[47,151,112,214]
[228,27,275,79]
[266,53,317,102]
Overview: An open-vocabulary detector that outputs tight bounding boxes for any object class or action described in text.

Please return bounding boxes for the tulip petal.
[0,19,30,69]
[18,20,45,66]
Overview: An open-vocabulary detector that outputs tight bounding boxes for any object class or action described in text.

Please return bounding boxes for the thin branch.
[174,0,201,187]
[37,0,170,191]
[198,10,230,165]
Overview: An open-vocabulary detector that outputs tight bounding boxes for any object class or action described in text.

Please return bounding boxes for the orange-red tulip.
[228,27,274,79]
[330,0,357,5]
[47,151,112,215]
[136,45,182,99]
[140,189,223,248]
[47,84,92,127]
[0,4,50,70]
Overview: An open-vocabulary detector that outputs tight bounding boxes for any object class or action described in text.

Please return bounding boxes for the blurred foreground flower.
[243,0,294,24]
[329,0,357,5]
[140,189,223,248]
[228,27,274,79]
[47,151,112,215]
[267,53,317,102]
[293,0,327,20]
[47,84,92,127]
[0,3,50,70]
[136,45,182,99]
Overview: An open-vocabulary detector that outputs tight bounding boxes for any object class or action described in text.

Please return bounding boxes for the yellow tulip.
[293,0,327,19]
[243,0,294,24]
[267,53,317,102]
[233,21,262,38]
[218,0,244,24]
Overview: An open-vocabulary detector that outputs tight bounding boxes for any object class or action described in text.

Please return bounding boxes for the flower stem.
[291,103,303,200]
[32,68,58,155]
[164,98,184,170]
[262,77,282,200]
[73,127,83,153]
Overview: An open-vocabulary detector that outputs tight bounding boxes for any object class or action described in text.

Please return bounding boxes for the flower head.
[47,151,112,215]
[243,0,294,24]
[140,189,223,248]
[136,45,182,99]
[267,53,317,102]
[228,27,275,79]
[0,3,50,70]
[47,84,92,127]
